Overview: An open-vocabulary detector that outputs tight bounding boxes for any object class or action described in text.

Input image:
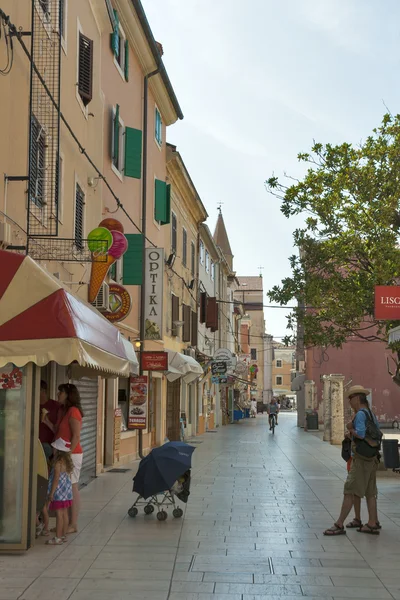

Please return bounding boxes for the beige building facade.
[272,343,295,397]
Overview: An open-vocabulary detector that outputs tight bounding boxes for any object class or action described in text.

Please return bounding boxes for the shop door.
[72,377,98,487]
[166,379,181,441]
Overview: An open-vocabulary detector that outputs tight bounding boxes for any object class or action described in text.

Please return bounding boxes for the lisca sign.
[375,286,400,320]
[144,248,164,340]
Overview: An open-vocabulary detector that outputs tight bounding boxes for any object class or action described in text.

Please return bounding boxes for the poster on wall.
[144,248,164,340]
[128,376,148,429]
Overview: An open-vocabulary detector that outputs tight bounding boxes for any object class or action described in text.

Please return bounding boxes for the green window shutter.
[124,39,129,81]
[165,184,171,225]
[124,127,142,179]
[113,104,120,164]
[154,180,171,225]
[110,9,119,57]
[155,179,167,222]
[123,234,143,285]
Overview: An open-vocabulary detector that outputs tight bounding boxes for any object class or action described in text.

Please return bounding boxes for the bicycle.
[269,413,276,434]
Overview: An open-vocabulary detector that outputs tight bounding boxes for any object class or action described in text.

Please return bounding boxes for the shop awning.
[0,250,132,377]
[166,351,203,383]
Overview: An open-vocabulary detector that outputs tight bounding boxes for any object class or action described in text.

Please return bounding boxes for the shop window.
[118,379,129,431]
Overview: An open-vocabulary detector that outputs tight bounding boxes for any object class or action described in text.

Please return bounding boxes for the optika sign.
[144,248,164,339]
[374,286,400,320]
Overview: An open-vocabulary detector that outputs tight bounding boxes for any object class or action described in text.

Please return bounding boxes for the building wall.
[306,341,400,422]
[272,347,295,396]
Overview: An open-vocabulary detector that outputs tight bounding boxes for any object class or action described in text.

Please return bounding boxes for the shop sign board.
[211,361,227,375]
[375,286,400,320]
[213,348,233,363]
[103,284,132,323]
[128,376,148,429]
[212,375,228,384]
[141,351,168,371]
[144,248,164,339]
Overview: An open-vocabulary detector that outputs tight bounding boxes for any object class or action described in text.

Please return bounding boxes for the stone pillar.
[310,380,316,411]
[330,374,345,445]
[322,375,331,442]
[304,380,313,410]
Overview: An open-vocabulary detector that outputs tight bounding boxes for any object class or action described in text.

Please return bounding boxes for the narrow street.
[3,413,400,600]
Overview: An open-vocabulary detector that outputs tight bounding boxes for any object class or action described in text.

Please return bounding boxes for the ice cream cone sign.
[88,220,128,303]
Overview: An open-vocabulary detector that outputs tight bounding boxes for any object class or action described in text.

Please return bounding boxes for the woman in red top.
[56,383,84,533]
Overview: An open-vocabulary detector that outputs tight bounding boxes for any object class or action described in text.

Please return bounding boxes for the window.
[171,212,177,253]
[191,241,195,276]
[74,183,85,250]
[60,0,67,48]
[276,359,282,368]
[182,228,187,267]
[78,32,93,106]
[276,376,283,385]
[110,10,129,80]
[111,105,125,175]
[199,240,205,264]
[251,348,257,360]
[211,261,215,281]
[182,304,191,342]
[55,152,64,223]
[205,251,210,273]
[155,107,162,146]
[29,115,46,208]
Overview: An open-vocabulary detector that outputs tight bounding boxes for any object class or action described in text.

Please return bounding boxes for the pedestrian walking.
[250,399,257,418]
[276,399,281,424]
[46,438,73,545]
[324,385,382,536]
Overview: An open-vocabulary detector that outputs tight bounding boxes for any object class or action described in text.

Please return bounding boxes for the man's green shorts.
[344,454,378,498]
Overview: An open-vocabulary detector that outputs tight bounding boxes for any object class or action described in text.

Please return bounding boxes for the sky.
[143,0,400,338]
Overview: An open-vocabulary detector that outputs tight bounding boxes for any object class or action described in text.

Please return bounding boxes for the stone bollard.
[322,375,331,442]
[330,374,345,445]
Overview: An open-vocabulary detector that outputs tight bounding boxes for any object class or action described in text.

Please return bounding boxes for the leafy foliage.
[266,113,400,350]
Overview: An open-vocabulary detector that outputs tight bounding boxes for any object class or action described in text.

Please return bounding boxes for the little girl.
[46,437,73,545]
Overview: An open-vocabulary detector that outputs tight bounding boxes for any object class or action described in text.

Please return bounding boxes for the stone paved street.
[3,413,400,600]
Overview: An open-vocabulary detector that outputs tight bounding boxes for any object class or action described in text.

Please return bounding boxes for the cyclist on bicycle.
[267,398,279,430]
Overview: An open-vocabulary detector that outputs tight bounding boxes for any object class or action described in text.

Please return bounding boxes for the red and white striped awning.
[0,250,133,376]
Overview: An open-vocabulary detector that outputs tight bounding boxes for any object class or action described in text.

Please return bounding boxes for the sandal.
[323,524,346,536]
[357,524,380,535]
[41,529,50,537]
[346,518,362,529]
[46,537,64,545]
[375,521,382,530]
[66,526,78,534]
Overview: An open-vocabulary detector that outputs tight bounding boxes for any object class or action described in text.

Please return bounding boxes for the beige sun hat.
[345,385,370,399]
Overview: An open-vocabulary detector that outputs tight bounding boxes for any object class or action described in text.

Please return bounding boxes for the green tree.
[266,113,400,362]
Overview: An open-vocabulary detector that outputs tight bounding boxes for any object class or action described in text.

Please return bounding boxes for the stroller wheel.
[144,505,154,515]
[157,510,167,521]
[128,507,138,518]
[173,508,183,518]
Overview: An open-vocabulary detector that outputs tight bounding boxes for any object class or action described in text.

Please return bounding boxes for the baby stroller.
[128,442,194,522]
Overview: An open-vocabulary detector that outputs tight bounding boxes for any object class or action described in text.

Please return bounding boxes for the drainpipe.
[138,68,159,459]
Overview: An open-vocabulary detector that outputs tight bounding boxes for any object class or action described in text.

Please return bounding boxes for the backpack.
[354,408,382,459]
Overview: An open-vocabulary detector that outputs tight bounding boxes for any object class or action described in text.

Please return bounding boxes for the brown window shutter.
[171,294,179,336]
[199,292,207,324]
[182,304,191,342]
[78,33,93,106]
[206,297,218,331]
[191,311,198,347]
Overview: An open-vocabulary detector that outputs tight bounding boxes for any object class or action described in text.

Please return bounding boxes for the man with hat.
[324,385,381,536]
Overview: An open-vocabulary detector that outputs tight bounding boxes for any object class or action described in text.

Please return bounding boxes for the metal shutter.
[71,377,98,487]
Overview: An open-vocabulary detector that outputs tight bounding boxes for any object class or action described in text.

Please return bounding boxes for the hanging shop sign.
[141,351,168,371]
[213,348,233,363]
[103,284,132,323]
[128,375,148,429]
[212,375,228,384]
[211,361,227,375]
[375,286,400,320]
[235,361,247,375]
[144,248,164,340]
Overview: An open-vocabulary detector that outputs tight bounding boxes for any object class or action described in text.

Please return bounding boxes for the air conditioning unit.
[0,222,12,248]
[91,282,110,312]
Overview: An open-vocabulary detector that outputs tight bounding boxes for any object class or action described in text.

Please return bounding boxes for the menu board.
[128,376,148,429]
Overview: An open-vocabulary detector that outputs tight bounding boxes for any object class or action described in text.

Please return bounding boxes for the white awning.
[389,326,400,345]
[121,338,139,375]
[166,351,203,383]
